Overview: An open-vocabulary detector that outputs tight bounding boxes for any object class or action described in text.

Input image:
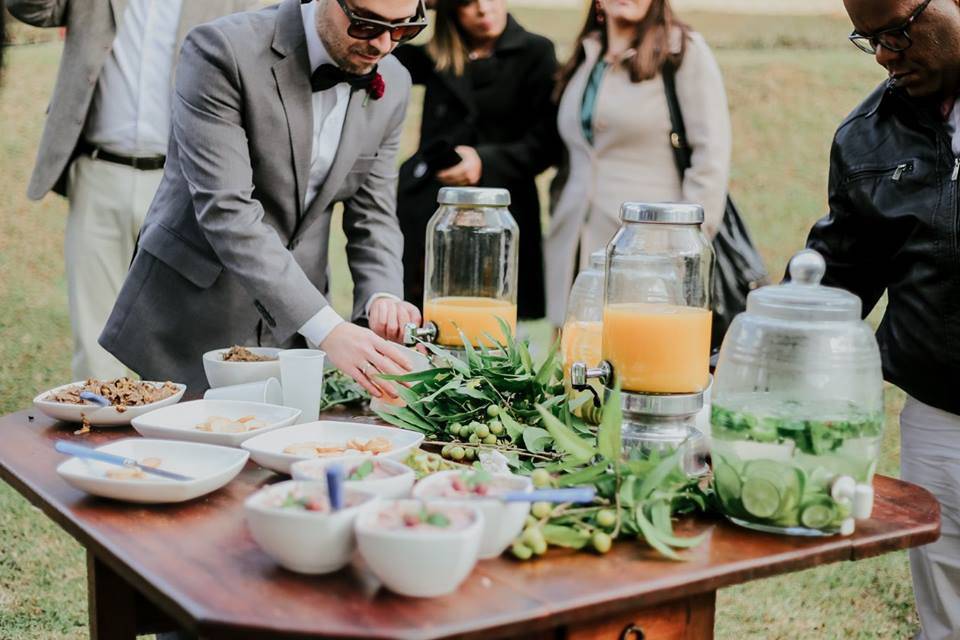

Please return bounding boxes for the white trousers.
[65,155,164,380]
[901,395,960,640]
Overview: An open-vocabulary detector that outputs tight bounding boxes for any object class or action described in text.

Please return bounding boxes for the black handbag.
[661,62,770,354]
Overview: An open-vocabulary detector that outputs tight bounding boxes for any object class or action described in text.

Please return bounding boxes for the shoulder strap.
[662,62,693,178]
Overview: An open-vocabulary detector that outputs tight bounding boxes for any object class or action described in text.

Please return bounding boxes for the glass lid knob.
[788,249,826,286]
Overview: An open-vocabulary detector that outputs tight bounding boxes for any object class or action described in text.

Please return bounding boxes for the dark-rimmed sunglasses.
[848,0,933,54]
[336,0,428,43]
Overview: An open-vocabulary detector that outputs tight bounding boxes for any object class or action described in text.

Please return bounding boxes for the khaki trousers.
[901,395,960,640]
[65,155,164,380]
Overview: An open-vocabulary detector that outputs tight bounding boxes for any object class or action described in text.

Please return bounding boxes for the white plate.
[56,438,248,503]
[131,400,301,447]
[242,421,424,474]
[202,347,282,389]
[34,381,187,427]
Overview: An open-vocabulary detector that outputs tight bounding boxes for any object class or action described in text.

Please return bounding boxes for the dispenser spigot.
[570,360,612,389]
[403,321,438,347]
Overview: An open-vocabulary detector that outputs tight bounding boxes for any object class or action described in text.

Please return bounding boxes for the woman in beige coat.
[545,0,731,326]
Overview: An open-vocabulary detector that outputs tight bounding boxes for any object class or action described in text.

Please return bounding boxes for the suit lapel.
[271,0,314,218]
[296,88,368,236]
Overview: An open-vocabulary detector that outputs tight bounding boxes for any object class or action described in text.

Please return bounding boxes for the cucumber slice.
[743,460,801,497]
[713,463,742,507]
[800,499,836,529]
[741,478,782,519]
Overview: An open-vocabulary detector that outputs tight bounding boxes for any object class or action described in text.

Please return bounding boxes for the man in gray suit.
[100,0,427,395]
[7,0,259,381]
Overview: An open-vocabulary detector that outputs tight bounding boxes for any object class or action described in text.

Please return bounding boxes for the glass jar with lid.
[404,187,519,349]
[562,249,605,383]
[571,202,715,395]
[710,249,884,536]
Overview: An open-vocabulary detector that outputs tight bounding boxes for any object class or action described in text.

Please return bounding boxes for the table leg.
[563,591,716,640]
[87,552,138,640]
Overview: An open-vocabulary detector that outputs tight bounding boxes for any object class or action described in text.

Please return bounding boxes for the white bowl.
[355,499,483,597]
[202,347,282,389]
[131,400,301,447]
[412,470,533,559]
[291,457,414,499]
[241,421,424,474]
[245,480,377,574]
[34,381,186,427]
[56,438,248,503]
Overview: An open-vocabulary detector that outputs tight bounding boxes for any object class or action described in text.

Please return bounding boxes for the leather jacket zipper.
[952,157,960,181]
[845,162,914,183]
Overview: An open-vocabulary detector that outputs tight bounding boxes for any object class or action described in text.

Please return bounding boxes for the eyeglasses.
[336,0,428,43]
[848,0,933,54]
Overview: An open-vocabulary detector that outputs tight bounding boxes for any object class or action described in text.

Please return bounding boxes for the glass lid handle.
[788,249,826,286]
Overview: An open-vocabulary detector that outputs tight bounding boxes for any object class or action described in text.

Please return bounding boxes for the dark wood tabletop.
[0,407,941,640]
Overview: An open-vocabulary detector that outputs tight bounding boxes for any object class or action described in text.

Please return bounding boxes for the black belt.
[78,140,166,171]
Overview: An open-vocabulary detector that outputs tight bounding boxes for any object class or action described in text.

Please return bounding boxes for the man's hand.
[368,297,422,343]
[320,323,412,398]
[436,146,482,186]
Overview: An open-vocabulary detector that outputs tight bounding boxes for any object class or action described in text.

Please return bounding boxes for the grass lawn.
[0,7,917,639]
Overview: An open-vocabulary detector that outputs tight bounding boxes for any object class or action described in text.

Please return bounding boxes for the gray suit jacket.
[7,0,259,200]
[99,0,410,390]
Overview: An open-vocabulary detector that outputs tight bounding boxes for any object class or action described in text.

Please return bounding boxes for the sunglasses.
[848,0,933,54]
[335,0,428,43]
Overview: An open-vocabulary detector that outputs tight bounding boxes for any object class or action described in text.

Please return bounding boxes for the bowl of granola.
[33,378,186,427]
[202,346,282,389]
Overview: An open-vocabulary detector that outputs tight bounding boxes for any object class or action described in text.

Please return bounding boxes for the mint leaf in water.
[349,460,375,481]
[425,512,451,528]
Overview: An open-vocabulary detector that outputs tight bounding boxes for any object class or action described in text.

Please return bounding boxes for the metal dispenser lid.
[748,249,861,321]
[619,202,704,225]
[588,249,606,270]
[437,187,511,207]
[618,390,704,417]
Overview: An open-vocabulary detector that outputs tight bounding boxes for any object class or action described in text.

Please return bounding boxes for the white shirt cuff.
[365,292,401,316]
[298,306,345,348]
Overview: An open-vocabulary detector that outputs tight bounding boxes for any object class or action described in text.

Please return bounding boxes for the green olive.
[591,531,612,554]
[483,434,498,445]
[511,542,533,560]
[468,433,480,444]
[596,509,617,529]
[531,468,552,488]
[465,447,477,461]
[489,420,504,435]
[521,526,546,550]
[531,502,552,519]
[475,424,491,439]
[441,444,453,458]
[486,405,501,418]
[525,515,539,528]
[468,421,483,432]
[530,537,548,556]
[449,424,461,437]
[449,446,465,461]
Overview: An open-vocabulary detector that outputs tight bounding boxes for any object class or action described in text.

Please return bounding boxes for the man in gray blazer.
[100,0,426,395]
[7,0,259,381]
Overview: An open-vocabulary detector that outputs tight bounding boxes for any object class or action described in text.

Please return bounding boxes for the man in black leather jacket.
[806,1,960,637]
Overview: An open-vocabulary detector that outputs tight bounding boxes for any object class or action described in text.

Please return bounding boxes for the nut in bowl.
[355,499,483,597]
[244,480,378,574]
[202,346,282,389]
[34,379,186,427]
[412,469,533,559]
[291,457,415,499]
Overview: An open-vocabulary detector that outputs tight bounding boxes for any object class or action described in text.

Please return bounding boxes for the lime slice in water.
[800,498,837,530]
[713,463,742,507]
[741,478,782,519]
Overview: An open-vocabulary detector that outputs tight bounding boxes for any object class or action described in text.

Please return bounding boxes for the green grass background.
[0,7,917,639]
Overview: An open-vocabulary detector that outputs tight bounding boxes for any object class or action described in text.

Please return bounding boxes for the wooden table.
[0,408,940,640]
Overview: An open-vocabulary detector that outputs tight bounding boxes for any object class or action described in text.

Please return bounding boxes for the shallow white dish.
[202,347,282,389]
[242,421,424,475]
[34,381,186,427]
[131,400,301,447]
[245,480,377,574]
[355,499,483,598]
[291,457,415,499]
[413,470,533,559]
[56,438,248,503]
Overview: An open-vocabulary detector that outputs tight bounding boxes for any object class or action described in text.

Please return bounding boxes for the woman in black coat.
[393,0,559,321]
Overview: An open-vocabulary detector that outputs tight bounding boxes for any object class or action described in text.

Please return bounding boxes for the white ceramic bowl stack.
[412,470,533,559]
[355,499,484,597]
[244,480,377,574]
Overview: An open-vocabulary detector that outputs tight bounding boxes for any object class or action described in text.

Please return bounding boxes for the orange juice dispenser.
[403,187,519,350]
[571,202,715,467]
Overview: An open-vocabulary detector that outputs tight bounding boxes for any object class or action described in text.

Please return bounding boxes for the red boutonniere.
[364,73,385,106]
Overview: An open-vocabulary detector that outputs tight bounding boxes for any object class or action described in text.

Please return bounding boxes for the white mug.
[279,349,326,424]
[203,377,282,405]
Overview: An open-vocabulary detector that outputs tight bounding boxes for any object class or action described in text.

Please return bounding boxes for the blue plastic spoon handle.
[54,441,193,481]
[79,391,111,407]
[501,487,596,504]
[326,464,344,511]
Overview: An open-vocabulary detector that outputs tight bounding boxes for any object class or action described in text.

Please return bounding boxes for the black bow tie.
[310,64,377,93]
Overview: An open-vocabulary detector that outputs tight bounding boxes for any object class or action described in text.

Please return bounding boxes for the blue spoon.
[54,441,193,481]
[79,391,111,407]
[325,464,344,511]
[500,487,596,503]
